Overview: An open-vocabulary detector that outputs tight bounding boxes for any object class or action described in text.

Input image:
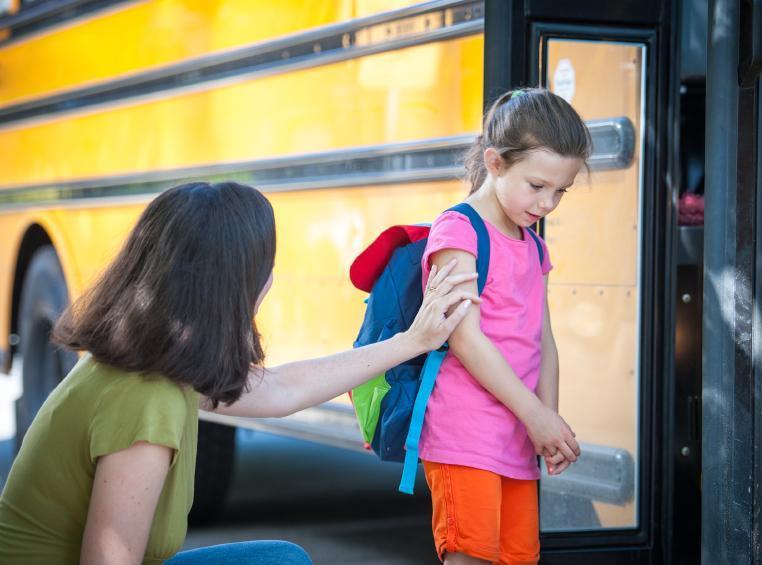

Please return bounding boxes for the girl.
[419,89,590,565]
[0,181,479,565]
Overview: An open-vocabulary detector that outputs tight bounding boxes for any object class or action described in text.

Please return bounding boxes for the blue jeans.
[165,540,312,564]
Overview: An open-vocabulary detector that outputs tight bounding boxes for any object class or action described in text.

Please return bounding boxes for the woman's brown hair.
[464,88,592,193]
[53,181,276,407]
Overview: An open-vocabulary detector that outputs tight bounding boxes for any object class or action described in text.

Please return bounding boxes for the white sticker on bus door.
[553,58,576,103]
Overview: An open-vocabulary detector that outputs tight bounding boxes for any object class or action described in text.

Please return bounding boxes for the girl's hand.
[406,259,482,354]
[524,404,580,464]
[543,448,572,475]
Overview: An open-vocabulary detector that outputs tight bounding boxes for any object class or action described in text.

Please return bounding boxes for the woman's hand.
[523,403,581,467]
[405,259,482,354]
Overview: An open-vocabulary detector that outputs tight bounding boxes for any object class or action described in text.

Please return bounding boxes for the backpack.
[348,203,544,494]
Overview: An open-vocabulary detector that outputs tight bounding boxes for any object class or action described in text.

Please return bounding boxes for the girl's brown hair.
[53,181,276,407]
[464,88,592,193]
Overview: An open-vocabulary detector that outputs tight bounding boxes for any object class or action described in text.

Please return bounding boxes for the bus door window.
[538,39,646,532]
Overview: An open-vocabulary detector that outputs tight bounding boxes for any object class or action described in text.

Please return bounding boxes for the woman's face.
[254,271,273,314]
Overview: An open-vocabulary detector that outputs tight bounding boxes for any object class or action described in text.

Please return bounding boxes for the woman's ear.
[483,148,505,177]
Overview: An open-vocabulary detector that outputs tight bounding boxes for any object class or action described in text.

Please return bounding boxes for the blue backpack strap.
[445,202,490,293]
[398,203,490,494]
[399,346,447,494]
[524,226,544,266]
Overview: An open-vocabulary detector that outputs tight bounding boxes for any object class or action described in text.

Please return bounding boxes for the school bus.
[1,0,760,562]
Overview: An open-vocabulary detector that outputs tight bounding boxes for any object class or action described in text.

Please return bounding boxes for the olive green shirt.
[0,354,199,564]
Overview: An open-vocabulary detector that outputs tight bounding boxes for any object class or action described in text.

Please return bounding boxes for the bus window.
[539,39,646,532]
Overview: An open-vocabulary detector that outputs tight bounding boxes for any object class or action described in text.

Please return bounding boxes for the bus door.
[485,1,678,562]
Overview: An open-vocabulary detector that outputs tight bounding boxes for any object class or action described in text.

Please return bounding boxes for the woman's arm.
[431,249,580,463]
[535,276,559,412]
[208,260,479,418]
[80,442,172,565]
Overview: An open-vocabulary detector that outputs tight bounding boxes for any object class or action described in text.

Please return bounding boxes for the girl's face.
[485,148,583,231]
[254,271,273,314]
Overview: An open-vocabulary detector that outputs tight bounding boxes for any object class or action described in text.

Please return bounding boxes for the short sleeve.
[89,376,188,467]
[538,234,553,275]
[421,211,478,282]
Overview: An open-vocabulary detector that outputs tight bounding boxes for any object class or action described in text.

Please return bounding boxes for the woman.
[0,181,477,564]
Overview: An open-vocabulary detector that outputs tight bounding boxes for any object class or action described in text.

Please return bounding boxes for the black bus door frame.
[485,0,762,562]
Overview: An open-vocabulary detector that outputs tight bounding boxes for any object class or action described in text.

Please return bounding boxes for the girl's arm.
[535,275,574,474]
[208,260,479,418]
[535,276,559,412]
[80,441,172,565]
[431,248,580,463]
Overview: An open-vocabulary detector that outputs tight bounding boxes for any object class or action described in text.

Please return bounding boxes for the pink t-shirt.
[419,210,552,479]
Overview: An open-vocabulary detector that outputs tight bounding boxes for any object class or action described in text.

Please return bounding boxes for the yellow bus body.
[0,0,645,530]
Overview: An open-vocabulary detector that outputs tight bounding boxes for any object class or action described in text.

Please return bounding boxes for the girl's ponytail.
[463,134,487,194]
[464,88,591,194]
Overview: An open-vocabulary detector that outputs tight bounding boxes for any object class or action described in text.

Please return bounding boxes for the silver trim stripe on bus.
[0,0,484,128]
[200,406,634,504]
[0,118,635,209]
[0,0,133,42]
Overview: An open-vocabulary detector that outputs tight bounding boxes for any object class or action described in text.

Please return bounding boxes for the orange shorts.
[423,461,540,564]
